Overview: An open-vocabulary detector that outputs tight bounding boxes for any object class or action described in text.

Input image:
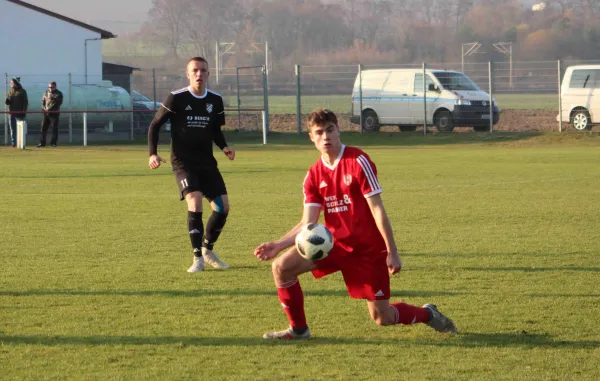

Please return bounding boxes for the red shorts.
[311,244,390,300]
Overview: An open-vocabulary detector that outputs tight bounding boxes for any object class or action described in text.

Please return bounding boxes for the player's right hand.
[148,154,166,169]
[254,242,280,261]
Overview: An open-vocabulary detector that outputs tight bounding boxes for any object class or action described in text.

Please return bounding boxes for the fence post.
[262,111,267,145]
[295,64,301,134]
[423,63,427,136]
[4,73,7,146]
[236,67,241,130]
[68,73,73,143]
[130,74,134,141]
[358,64,363,134]
[152,68,157,111]
[83,112,87,147]
[558,60,563,133]
[489,62,494,133]
[262,65,270,135]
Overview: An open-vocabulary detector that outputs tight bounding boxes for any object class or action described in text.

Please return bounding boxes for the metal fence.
[3,59,600,145]
[2,68,269,146]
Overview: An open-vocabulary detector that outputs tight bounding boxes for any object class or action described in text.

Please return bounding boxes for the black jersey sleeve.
[212,96,227,150]
[216,96,225,126]
[148,93,175,156]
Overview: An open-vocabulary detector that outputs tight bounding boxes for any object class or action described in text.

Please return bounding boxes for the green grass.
[226,94,559,114]
[1,132,600,380]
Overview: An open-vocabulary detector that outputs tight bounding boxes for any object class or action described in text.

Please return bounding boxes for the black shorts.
[174,166,227,201]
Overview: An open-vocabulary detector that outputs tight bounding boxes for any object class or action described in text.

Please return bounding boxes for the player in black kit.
[148,57,235,272]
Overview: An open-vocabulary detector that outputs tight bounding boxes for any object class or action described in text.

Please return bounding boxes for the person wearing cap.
[4,77,28,147]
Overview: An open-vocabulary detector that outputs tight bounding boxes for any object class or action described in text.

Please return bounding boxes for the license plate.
[481,114,490,119]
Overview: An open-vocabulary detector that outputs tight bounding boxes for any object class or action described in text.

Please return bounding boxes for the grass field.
[1,132,599,380]
[226,94,559,114]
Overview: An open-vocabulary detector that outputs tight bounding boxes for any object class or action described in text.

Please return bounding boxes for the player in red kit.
[254,108,458,339]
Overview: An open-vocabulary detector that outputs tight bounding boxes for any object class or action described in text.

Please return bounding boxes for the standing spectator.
[38,82,63,147]
[4,77,28,147]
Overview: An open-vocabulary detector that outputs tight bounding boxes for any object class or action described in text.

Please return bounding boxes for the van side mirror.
[428,84,439,92]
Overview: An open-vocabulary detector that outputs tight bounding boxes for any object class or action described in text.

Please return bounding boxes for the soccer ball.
[295,223,334,261]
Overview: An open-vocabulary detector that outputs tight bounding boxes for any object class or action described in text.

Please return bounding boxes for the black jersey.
[148,87,227,169]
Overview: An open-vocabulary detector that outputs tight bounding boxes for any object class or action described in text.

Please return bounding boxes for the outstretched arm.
[366,194,402,274]
[254,205,321,261]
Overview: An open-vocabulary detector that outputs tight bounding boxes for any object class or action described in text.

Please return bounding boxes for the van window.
[414,74,435,92]
[569,69,599,88]
[433,72,480,91]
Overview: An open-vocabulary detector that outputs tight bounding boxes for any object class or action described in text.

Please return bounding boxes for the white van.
[558,65,600,131]
[350,69,500,132]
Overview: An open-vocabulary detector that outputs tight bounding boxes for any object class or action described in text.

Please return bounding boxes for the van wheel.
[572,111,591,131]
[399,126,417,132]
[473,126,489,132]
[362,110,380,132]
[434,110,454,133]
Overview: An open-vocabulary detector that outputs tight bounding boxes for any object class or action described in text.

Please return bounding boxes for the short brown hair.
[188,56,208,66]
[308,108,338,130]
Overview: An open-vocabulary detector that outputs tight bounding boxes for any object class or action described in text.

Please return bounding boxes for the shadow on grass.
[58,130,555,149]
[231,131,548,148]
[461,266,600,272]
[0,289,464,298]
[0,332,596,349]
[418,332,599,349]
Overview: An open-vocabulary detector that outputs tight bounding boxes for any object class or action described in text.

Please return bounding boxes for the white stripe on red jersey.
[357,155,381,195]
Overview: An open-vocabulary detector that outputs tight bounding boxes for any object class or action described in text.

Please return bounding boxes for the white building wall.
[0,0,104,89]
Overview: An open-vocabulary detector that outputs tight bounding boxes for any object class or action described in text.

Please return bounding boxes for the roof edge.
[7,0,117,39]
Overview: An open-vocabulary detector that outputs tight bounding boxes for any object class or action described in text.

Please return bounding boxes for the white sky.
[24,0,153,34]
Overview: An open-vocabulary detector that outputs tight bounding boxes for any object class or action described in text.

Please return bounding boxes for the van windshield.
[433,72,480,91]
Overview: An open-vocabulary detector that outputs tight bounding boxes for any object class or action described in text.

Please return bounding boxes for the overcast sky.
[25,0,153,34]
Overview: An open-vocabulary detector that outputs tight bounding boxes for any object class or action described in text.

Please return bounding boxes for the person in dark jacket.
[4,77,28,147]
[38,82,64,147]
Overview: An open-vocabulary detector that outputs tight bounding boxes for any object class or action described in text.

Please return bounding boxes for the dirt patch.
[226,109,576,133]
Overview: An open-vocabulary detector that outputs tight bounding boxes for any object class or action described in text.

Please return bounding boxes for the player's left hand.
[387,251,402,275]
[223,147,235,160]
[254,242,280,261]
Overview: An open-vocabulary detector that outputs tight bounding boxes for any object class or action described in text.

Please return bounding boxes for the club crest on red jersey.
[343,174,353,186]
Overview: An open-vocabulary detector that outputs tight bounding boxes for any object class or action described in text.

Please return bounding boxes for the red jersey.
[303,145,386,254]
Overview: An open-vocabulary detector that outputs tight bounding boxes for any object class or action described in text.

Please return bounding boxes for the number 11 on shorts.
[181,178,188,188]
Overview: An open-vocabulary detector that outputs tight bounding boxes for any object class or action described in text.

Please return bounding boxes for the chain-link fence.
[2,68,269,145]
[4,59,600,145]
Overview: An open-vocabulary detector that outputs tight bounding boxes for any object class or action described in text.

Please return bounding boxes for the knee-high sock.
[187,211,204,255]
[390,302,430,325]
[277,278,307,329]
[203,211,227,250]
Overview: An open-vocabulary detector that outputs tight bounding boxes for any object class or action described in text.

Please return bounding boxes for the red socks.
[390,302,430,325]
[276,278,307,329]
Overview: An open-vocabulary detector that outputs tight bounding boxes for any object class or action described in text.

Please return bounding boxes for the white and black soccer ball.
[295,223,334,261]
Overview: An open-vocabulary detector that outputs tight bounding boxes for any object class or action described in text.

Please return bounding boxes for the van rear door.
[566,69,599,122]
[378,71,411,125]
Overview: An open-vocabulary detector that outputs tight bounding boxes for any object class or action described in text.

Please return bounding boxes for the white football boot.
[202,247,230,269]
[186,255,205,273]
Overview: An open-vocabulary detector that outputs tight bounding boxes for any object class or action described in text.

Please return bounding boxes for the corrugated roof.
[7,0,117,39]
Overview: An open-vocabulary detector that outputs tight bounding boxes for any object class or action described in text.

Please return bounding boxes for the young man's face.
[309,121,341,155]
[186,60,209,88]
